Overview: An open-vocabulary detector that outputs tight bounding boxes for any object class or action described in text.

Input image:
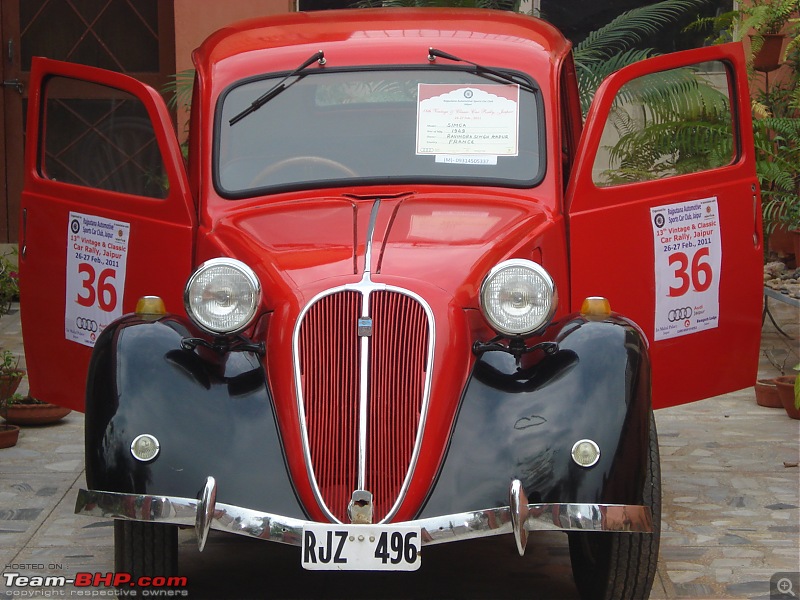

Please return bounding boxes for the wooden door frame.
[1,0,24,244]
[0,0,176,244]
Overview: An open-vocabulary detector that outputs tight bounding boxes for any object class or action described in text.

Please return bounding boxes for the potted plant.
[1,393,71,426]
[0,250,19,316]
[0,349,24,398]
[0,350,71,426]
[739,0,798,72]
[0,418,20,448]
[0,349,24,448]
[775,363,800,420]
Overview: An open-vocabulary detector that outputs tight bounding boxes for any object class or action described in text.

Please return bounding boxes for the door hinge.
[2,79,23,94]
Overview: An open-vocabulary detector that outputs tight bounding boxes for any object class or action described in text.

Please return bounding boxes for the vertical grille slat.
[300,291,361,522]
[368,291,427,520]
[297,289,429,523]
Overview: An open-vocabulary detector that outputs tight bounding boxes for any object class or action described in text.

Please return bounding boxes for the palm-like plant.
[572,0,711,115]
[596,67,733,185]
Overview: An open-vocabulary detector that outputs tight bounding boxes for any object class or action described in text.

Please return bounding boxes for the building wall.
[174,0,294,74]
[173,0,295,138]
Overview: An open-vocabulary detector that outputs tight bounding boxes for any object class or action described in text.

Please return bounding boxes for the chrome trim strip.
[357,285,371,490]
[358,199,380,489]
[292,198,436,524]
[377,284,434,524]
[509,479,528,556]
[363,198,381,275]
[292,281,435,524]
[195,476,217,552]
[293,285,359,524]
[75,488,653,547]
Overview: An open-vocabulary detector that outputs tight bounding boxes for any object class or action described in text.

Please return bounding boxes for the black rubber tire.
[567,411,661,600]
[114,520,178,579]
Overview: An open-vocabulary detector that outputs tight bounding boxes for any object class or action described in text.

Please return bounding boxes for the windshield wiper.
[229,50,325,126]
[427,47,536,94]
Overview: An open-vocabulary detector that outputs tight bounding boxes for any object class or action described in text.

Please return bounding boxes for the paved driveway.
[1,301,797,599]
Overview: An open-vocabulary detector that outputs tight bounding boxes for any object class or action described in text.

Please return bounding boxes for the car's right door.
[567,43,763,409]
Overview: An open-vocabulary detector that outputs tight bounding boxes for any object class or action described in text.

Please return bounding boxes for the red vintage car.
[19,8,762,599]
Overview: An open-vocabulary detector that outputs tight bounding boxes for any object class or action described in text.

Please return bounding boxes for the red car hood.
[211,191,553,522]
[214,192,550,301]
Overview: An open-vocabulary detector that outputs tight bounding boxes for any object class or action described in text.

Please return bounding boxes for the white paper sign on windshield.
[416,84,519,161]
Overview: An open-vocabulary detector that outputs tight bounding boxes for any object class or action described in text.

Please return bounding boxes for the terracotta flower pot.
[753,34,786,72]
[775,375,799,420]
[0,423,20,448]
[2,402,71,426]
[755,378,782,408]
[768,225,795,256]
[0,373,23,400]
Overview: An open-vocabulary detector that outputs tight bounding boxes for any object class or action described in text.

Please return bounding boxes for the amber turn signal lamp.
[580,296,611,318]
[135,296,166,320]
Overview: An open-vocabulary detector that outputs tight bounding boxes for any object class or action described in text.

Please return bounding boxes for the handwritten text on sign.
[65,212,130,347]
[416,84,519,160]
[650,198,721,341]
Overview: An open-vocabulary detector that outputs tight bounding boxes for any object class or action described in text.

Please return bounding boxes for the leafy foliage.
[0,251,19,316]
[573,0,711,115]
[596,66,733,185]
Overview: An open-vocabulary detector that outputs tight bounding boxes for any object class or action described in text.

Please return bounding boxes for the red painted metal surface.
[367,291,428,522]
[20,9,762,526]
[298,289,429,523]
[299,291,361,522]
[19,58,195,412]
[567,43,762,408]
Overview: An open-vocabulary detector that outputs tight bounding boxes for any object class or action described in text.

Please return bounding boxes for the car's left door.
[19,58,196,411]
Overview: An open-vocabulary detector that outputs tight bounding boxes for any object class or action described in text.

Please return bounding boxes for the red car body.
[19,8,762,598]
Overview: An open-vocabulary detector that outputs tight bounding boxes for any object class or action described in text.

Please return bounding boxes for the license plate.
[301,524,421,571]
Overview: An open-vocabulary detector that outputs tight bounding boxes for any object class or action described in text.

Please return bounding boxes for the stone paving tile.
[0,300,798,599]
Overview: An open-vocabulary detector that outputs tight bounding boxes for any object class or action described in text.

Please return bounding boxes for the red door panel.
[19,58,195,411]
[567,43,762,409]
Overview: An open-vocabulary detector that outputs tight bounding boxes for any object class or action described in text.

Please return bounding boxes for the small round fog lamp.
[131,434,160,462]
[571,439,600,468]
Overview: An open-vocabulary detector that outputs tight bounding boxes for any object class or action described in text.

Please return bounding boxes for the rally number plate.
[301,524,421,571]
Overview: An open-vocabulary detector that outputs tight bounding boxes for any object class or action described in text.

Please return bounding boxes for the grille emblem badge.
[348,489,374,524]
[357,317,373,337]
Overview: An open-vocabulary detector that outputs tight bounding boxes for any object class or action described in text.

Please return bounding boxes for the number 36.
[668,247,712,297]
[76,263,118,312]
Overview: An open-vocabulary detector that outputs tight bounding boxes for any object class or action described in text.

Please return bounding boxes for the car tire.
[114,520,178,578]
[567,410,661,600]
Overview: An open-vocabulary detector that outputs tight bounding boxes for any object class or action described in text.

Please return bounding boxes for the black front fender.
[84,315,305,519]
[420,314,651,517]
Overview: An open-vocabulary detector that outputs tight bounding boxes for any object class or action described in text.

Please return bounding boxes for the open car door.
[567,43,762,409]
[19,58,195,411]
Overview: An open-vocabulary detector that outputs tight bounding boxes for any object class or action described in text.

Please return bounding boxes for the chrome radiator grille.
[297,289,430,522]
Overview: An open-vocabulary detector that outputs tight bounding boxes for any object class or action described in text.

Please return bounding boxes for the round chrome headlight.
[480,259,557,336]
[184,258,261,335]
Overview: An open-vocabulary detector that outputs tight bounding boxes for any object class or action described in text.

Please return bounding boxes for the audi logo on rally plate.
[76,317,99,332]
[668,307,692,322]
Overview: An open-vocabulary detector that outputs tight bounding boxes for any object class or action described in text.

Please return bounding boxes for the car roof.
[194,8,571,75]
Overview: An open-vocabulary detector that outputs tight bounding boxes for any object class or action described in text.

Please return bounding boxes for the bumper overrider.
[75,477,652,557]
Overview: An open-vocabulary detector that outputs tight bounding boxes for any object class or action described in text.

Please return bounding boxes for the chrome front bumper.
[75,477,652,557]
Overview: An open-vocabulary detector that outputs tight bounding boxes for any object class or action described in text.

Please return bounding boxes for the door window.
[41,76,168,198]
[592,61,734,186]
[591,61,734,186]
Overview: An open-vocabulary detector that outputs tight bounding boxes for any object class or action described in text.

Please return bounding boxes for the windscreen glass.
[216,68,544,196]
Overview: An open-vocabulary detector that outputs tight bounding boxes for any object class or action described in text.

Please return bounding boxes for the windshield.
[215,68,544,197]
